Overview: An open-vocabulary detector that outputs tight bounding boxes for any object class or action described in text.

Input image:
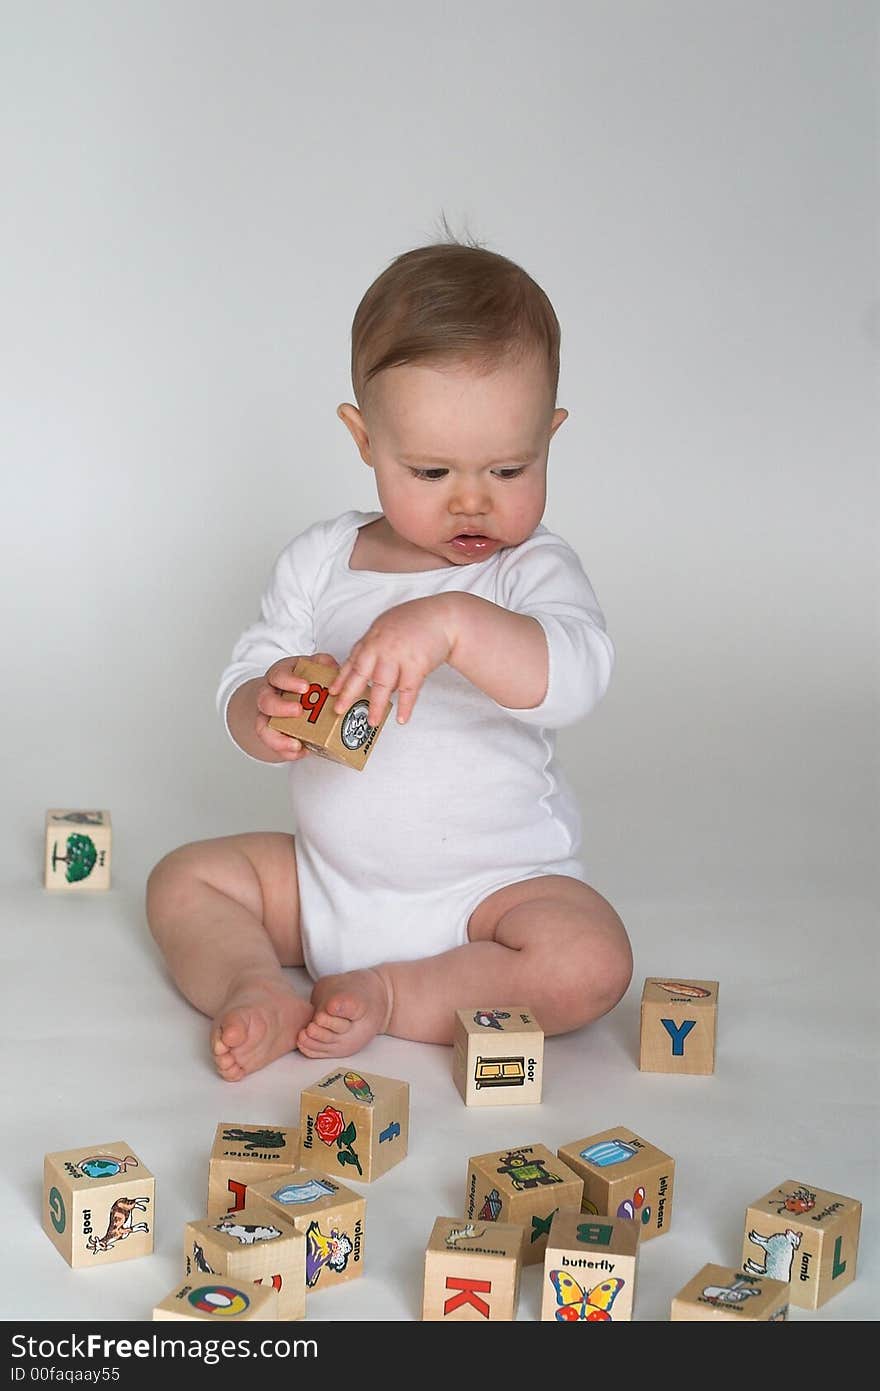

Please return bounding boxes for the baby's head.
[338,239,568,565]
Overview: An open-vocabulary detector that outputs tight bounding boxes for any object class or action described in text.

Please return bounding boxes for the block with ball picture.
[153,1278,279,1321]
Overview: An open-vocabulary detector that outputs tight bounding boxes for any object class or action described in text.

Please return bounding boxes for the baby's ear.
[337,403,372,466]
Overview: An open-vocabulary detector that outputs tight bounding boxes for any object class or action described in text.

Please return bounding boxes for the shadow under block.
[740,1179,862,1309]
[42,1141,154,1269]
[245,1168,366,1291]
[422,1216,524,1321]
[452,1005,544,1106]
[541,1209,640,1322]
[183,1205,306,1320]
[557,1125,675,1242]
[207,1122,301,1219]
[465,1143,584,1267]
[154,1279,279,1320]
[299,1068,409,1183]
[639,976,719,1074]
[267,657,390,770]
[671,1263,789,1321]
[44,809,111,891]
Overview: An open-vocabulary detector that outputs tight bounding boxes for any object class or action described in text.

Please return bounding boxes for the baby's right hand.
[256,653,339,760]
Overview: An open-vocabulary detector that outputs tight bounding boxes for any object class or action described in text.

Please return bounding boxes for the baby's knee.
[145,840,212,919]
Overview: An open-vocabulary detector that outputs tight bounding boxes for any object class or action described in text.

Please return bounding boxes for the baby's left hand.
[329,595,457,726]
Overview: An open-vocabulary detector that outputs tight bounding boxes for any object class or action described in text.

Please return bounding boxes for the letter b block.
[299,1069,409,1183]
[541,1210,640,1321]
[43,1141,154,1268]
[267,657,390,770]
[639,977,719,1074]
[741,1179,862,1309]
[422,1216,524,1320]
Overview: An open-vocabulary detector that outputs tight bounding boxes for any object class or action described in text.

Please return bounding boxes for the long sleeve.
[491,529,614,728]
[214,517,345,745]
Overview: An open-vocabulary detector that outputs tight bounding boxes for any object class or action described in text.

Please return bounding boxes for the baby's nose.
[449,479,490,514]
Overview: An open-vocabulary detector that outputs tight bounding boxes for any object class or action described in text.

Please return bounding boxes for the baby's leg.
[296,876,631,1056]
[146,832,314,1080]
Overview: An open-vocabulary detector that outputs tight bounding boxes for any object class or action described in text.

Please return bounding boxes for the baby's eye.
[410,468,448,481]
[492,467,526,479]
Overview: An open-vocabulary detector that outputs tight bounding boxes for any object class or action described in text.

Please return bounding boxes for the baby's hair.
[350,215,560,411]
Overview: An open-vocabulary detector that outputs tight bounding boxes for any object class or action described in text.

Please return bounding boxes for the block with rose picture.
[298,1069,409,1183]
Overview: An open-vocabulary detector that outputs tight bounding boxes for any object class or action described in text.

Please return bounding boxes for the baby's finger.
[366,677,394,728]
[394,682,421,725]
[331,661,375,712]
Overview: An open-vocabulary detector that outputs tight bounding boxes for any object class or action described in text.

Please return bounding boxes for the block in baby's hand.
[246,1167,366,1291]
[422,1216,524,1321]
[464,1143,584,1267]
[153,1278,279,1320]
[670,1263,789,1321]
[299,1069,409,1183]
[44,809,112,891]
[206,1122,301,1219]
[541,1209,640,1322]
[42,1141,154,1268]
[556,1125,675,1241]
[184,1205,306,1321]
[639,977,719,1074]
[267,657,390,770]
[740,1179,862,1309]
[452,1006,544,1106]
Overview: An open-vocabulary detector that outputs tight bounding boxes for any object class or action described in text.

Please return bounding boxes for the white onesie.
[216,510,614,980]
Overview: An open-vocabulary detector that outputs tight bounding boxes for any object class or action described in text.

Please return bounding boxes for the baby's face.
[347,353,567,566]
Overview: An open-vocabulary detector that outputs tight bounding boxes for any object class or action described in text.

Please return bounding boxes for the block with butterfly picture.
[540,1209,640,1322]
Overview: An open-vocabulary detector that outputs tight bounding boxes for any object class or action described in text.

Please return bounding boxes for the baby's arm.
[330,533,613,727]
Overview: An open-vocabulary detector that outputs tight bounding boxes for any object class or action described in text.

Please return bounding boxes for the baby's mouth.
[449,533,494,555]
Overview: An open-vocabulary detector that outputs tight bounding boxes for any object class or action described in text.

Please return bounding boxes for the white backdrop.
[2,0,877,1329]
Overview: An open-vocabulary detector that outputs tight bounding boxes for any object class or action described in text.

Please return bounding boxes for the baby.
[146,236,633,1080]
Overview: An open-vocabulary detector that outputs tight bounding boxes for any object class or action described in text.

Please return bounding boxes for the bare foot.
[296,968,392,1059]
[211,976,315,1080]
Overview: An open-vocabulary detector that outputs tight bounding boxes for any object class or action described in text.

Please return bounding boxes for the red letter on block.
[444,1276,491,1318]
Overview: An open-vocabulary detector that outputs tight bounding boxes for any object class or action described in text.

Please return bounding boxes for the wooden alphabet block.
[464,1143,583,1267]
[422,1216,524,1321]
[671,1263,789,1320]
[299,1069,409,1183]
[246,1167,366,1291]
[153,1278,279,1320]
[639,977,719,1074]
[557,1125,675,1241]
[267,657,390,770]
[206,1121,300,1219]
[540,1209,640,1322]
[452,1005,544,1106]
[740,1179,861,1309]
[44,809,111,891]
[42,1141,154,1268]
[183,1205,306,1320]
